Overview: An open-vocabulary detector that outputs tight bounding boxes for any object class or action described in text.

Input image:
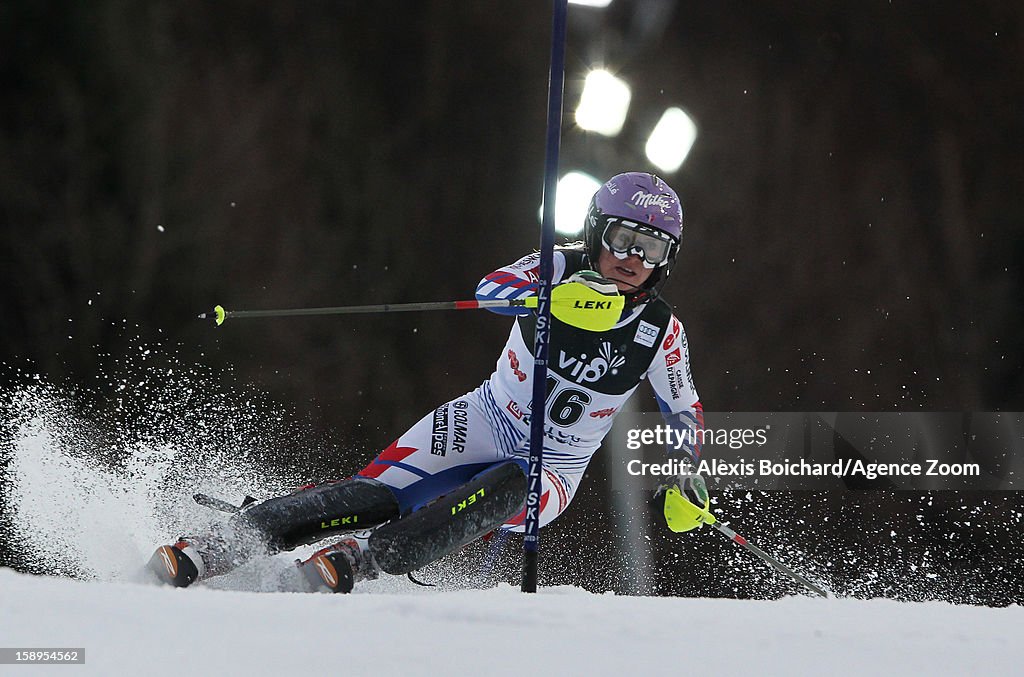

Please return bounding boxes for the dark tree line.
[1,1,1022,599]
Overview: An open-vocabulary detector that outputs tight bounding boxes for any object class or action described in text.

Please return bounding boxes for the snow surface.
[3,568,1024,677]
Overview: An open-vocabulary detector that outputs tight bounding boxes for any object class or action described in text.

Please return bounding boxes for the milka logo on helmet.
[631,191,673,210]
[558,342,626,384]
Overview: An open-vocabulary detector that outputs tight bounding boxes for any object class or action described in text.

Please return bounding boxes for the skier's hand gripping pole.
[661,474,712,533]
[661,478,828,597]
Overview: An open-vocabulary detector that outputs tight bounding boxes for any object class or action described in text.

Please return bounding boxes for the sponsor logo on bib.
[634,320,659,347]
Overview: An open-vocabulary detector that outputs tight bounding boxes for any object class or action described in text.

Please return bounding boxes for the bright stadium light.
[575,70,631,137]
[569,0,613,7]
[539,171,602,236]
[645,107,698,173]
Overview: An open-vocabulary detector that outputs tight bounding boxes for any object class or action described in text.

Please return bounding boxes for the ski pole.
[199,279,624,332]
[663,487,827,597]
[710,520,828,598]
[199,300,523,324]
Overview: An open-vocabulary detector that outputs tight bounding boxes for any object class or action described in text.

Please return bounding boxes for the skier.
[149,172,707,593]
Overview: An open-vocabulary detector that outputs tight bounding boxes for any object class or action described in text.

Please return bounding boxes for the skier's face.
[596,246,653,292]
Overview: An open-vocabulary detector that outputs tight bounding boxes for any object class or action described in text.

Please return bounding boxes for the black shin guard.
[237,477,400,553]
[369,461,527,575]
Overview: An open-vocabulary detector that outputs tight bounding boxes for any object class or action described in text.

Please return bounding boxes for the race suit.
[358,247,702,531]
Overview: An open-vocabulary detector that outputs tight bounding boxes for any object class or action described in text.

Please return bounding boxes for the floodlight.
[575,70,631,137]
[538,170,602,235]
[645,107,698,173]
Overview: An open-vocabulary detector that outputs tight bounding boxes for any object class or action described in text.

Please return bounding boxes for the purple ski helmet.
[584,172,683,303]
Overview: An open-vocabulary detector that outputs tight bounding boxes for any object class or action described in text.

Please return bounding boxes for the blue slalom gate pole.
[522,0,569,594]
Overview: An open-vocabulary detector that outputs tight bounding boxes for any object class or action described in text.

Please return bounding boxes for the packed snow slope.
[2,568,1023,677]
[3,363,1023,676]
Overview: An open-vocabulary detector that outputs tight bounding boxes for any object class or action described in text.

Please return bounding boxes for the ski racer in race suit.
[148,172,707,593]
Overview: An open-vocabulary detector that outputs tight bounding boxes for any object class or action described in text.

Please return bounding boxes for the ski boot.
[148,539,206,588]
[296,535,378,594]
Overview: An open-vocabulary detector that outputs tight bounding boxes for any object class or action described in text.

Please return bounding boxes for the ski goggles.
[601,218,677,268]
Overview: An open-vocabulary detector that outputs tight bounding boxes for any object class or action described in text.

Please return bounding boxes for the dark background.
[1,1,1022,601]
